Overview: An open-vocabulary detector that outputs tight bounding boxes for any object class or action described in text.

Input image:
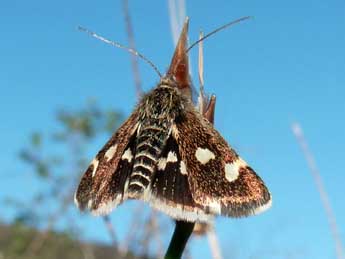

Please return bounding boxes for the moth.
[74,18,271,222]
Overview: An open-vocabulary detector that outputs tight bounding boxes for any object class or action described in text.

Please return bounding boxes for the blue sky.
[1,0,344,258]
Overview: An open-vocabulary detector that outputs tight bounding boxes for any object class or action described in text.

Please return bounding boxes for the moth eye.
[195,147,215,164]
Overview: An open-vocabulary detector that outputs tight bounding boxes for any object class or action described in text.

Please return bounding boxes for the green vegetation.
[0,222,149,259]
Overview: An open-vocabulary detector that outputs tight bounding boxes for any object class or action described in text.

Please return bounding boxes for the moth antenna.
[186,16,252,53]
[78,26,163,78]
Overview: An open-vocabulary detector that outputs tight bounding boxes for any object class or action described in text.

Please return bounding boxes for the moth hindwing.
[75,18,271,222]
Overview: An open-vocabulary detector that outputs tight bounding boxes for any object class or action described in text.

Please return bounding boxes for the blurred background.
[0,0,344,258]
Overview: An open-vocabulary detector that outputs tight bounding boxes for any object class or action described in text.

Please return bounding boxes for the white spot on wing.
[158,158,167,170]
[195,148,215,164]
[157,151,178,171]
[224,158,246,182]
[91,159,99,178]
[104,144,117,162]
[167,151,178,163]
[180,161,187,175]
[171,124,180,139]
[122,148,133,162]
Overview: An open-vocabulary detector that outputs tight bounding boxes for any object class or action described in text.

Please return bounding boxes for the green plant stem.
[164,220,195,259]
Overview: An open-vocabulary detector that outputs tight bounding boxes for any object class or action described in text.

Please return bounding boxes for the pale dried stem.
[103,215,118,246]
[197,29,223,259]
[122,0,143,98]
[168,0,186,46]
[198,31,204,91]
[140,210,165,257]
[207,225,223,259]
[292,122,344,259]
[150,211,165,258]
[197,30,207,114]
[177,0,186,29]
[119,203,145,255]
[168,0,191,76]
[168,0,179,46]
[141,211,156,255]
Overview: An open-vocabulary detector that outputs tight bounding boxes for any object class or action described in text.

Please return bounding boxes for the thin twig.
[292,122,344,259]
[207,225,223,259]
[168,0,191,76]
[168,0,179,46]
[119,203,145,255]
[197,30,206,115]
[198,33,222,259]
[150,211,165,258]
[198,31,204,92]
[102,215,118,246]
[122,0,143,98]
[177,0,186,30]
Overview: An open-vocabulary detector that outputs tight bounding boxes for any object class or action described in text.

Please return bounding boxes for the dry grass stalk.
[122,0,143,98]
[292,122,344,259]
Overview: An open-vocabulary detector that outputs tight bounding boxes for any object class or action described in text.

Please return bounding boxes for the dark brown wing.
[149,135,211,222]
[172,109,272,217]
[74,112,139,216]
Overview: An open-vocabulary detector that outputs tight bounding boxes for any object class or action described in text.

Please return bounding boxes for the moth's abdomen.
[128,120,170,198]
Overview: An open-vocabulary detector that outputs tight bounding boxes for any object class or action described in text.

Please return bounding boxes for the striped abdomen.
[128,120,170,198]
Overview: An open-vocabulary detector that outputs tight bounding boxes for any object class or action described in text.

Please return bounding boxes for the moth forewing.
[173,109,272,218]
[149,133,212,222]
[74,112,139,215]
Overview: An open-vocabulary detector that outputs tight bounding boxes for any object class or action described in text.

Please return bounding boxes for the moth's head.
[162,17,193,100]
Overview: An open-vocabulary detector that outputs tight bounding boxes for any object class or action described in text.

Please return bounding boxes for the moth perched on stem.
[75,17,272,222]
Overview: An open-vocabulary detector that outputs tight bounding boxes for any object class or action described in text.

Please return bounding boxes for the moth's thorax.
[138,80,187,122]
